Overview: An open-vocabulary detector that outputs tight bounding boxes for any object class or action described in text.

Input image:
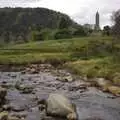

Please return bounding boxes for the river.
[0,64,120,120]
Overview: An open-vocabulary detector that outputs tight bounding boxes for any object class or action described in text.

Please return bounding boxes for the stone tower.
[95,11,100,31]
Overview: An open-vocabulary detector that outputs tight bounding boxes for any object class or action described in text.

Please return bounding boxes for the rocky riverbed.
[0,64,120,120]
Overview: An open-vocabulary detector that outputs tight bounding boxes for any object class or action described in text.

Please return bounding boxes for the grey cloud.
[71,0,119,27]
[0,0,42,7]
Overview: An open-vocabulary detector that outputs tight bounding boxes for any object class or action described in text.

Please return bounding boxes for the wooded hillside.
[0,7,78,43]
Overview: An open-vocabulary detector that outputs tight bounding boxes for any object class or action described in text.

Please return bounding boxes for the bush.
[31,28,53,41]
[54,29,72,39]
[73,27,87,37]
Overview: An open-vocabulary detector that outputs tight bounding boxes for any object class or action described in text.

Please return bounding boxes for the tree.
[112,9,120,38]
[83,24,93,35]
[3,31,10,43]
[103,25,111,36]
[59,17,71,29]
[54,29,72,39]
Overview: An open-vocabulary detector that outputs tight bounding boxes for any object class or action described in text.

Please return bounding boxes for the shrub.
[112,9,120,39]
[59,16,72,29]
[54,29,72,39]
[31,28,53,41]
[31,31,44,41]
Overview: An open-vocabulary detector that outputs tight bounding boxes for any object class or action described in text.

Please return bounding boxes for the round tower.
[95,11,100,31]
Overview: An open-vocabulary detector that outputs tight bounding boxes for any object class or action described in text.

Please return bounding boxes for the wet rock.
[55,83,64,89]
[21,85,33,94]
[68,84,87,92]
[10,104,25,112]
[21,70,26,74]
[15,81,22,90]
[95,78,112,91]
[107,86,120,96]
[8,116,20,120]
[95,78,120,96]
[63,76,74,82]
[10,74,17,78]
[2,105,11,111]
[22,65,40,74]
[56,76,74,82]
[37,99,46,105]
[0,87,7,99]
[0,87,7,105]
[2,81,7,84]
[56,77,63,82]
[29,68,39,74]
[1,82,13,89]
[21,68,38,74]
[9,112,27,119]
[38,104,45,111]
[45,93,78,120]
[0,111,8,120]
[15,82,33,94]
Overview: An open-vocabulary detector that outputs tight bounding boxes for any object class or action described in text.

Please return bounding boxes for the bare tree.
[112,9,120,40]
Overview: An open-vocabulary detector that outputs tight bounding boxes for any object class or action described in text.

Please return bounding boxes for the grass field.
[0,36,120,89]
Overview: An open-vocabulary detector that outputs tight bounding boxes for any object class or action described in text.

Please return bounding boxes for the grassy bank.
[65,57,120,85]
[0,36,120,90]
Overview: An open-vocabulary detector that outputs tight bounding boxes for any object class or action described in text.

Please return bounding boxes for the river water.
[0,66,120,120]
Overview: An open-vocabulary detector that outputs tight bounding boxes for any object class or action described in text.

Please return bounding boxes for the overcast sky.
[0,0,120,28]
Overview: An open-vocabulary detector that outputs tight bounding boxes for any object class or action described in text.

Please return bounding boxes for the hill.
[0,7,78,43]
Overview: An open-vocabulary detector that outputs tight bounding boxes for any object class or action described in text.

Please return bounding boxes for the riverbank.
[0,36,120,95]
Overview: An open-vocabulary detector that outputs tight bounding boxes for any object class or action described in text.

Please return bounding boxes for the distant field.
[0,36,113,64]
[4,36,112,52]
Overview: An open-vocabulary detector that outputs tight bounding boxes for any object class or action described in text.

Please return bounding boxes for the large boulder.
[45,93,78,120]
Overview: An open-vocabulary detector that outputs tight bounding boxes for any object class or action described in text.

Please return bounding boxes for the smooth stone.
[46,93,78,120]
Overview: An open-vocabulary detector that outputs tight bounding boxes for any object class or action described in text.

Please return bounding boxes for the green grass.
[4,36,112,52]
[65,57,120,80]
[0,53,71,65]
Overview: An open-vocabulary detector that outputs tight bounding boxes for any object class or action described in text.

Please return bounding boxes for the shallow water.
[0,70,120,120]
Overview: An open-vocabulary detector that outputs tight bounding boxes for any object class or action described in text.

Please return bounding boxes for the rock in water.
[15,82,33,94]
[46,93,77,120]
[0,87,7,105]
